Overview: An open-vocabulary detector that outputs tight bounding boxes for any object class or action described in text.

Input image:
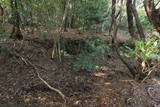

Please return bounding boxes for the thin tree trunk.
[131,4,145,40]
[70,2,76,28]
[109,0,116,43]
[10,0,23,40]
[0,3,4,25]
[62,1,68,32]
[126,0,137,39]
[52,0,69,61]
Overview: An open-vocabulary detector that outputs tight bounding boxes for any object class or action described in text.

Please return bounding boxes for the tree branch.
[12,52,66,102]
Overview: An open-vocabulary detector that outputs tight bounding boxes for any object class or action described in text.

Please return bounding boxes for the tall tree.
[109,0,116,42]
[131,3,145,39]
[126,0,136,39]
[144,0,160,33]
[126,0,145,40]
[110,0,137,77]
[62,0,68,31]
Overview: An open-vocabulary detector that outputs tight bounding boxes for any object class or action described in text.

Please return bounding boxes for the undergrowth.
[72,39,112,72]
[122,38,160,62]
[121,37,160,76]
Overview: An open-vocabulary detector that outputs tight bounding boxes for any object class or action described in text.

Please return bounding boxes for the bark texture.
[144,0,160,33]
[126,0,137,38]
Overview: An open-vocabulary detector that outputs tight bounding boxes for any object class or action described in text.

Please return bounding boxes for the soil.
[0,29,160,107]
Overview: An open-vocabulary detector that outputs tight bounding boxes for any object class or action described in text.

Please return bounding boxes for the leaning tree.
[144,0,160,33]
[126,0,145,40]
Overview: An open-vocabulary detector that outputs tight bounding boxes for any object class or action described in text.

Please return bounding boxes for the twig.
[35,64,51,71]
[155,1,160,7]
[141,65,158,83]
[13,52,66,101]
[141,69,153,83]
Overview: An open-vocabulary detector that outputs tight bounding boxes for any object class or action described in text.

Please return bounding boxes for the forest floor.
[0,28,160,107]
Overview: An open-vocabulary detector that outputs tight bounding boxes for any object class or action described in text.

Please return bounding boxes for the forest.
[0,0,160,107]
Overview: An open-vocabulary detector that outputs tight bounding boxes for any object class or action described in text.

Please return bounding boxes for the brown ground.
[0,28,160,107]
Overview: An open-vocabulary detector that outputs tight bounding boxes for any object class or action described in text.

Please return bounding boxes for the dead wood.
[11,52,67,103]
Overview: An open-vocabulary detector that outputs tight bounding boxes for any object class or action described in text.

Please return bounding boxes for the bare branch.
[12,52,66,102]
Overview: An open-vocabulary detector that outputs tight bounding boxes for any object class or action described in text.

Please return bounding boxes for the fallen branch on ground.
[12,52,66,101]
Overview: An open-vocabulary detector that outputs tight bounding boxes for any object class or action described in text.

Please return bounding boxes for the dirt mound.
[0,38,159,107]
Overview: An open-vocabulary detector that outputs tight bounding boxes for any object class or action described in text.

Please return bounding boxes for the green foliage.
[60,50,71,58]
[7,15,14,25]
[0,26,5,34]
[0,27,8,41]
[140,15,152,32]
[72,53,99,72]
[84,39,112,56]
[21,21,39,28]
[123,38,160,61]
[74,0,108,31]
[138,8,152,32]
[0,46,8,53]
[72,39,112,72]
[134,38,159,61]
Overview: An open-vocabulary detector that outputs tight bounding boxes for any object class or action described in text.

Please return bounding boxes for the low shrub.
[72,39,112,72]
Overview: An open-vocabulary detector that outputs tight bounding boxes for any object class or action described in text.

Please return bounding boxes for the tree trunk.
[126,0,137,39]
[144,0,160,33]
[10,0,23,40]
[62,1,68,32]
[0,3,4,25]
[131,4,145,40]
[109,0,116,43]
[69,2,76,28]
[126,0,145,40]
[111,0,137,77]
[70,3,76,28]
